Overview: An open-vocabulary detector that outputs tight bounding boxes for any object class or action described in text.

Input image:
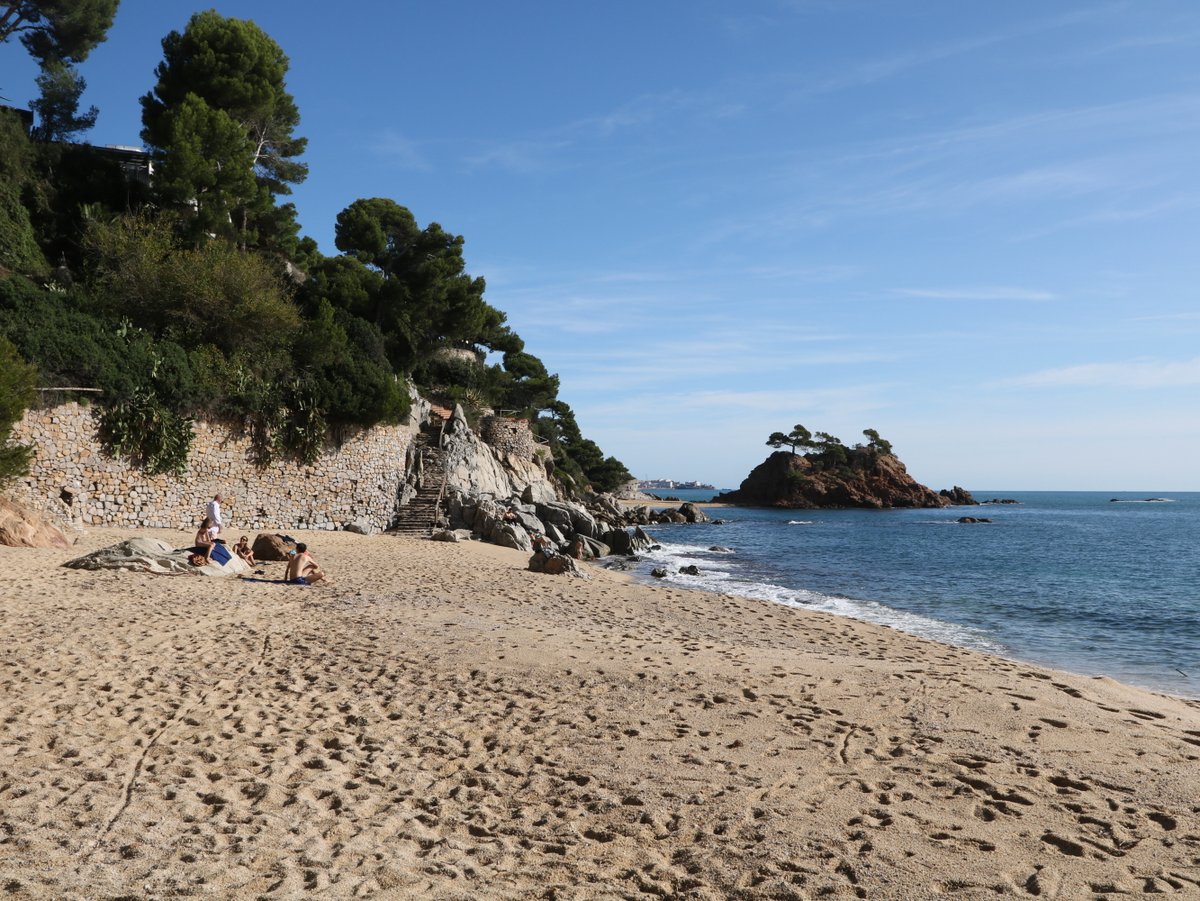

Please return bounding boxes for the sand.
[1,528,1197,900]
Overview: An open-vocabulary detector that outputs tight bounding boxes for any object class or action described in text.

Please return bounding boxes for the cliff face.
[441,406,558,504]
[720,451,948,509]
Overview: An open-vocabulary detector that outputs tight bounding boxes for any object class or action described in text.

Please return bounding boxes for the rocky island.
[719,425,976,509]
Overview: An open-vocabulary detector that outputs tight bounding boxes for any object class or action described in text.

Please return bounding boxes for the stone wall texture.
[480,416,537,461]
[9,402,415,533]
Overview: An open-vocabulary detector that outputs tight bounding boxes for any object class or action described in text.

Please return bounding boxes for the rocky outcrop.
[720,451,950,509]
[442,485,717,562]
[440,405,556,505]
[939,486,978,505]
[611,479,655,502]
[527,550,589,578]
[0,497,71,548]
[64,537,249,577]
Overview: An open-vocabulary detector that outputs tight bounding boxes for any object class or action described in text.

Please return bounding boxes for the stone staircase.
[390,410,450,536]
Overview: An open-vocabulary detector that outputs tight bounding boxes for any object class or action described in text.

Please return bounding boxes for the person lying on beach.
[284,543,325,585]
[234,535,256,566]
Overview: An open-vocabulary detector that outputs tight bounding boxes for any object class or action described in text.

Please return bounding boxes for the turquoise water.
[631,492,1200,697]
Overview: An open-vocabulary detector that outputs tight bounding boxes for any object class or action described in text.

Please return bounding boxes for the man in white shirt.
[205,493,224,537]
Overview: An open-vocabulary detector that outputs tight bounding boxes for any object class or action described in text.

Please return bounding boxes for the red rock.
[0,497,72,548]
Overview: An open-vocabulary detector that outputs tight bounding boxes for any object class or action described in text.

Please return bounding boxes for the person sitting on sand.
[234,535,256,566]
[284,542,325,585]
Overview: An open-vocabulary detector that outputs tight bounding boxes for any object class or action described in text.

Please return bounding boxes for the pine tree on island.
[721,425,966,509]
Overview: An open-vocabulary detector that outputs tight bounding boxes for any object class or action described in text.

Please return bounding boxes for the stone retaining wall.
[9,402,416,533]
[480,416,537,461]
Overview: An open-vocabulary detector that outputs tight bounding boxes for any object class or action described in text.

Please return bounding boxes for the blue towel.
[209,542,232,566]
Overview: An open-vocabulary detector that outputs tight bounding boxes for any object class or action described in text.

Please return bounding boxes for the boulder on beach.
[431,528,473,542]
[0,497,72,549]
[527,550,589,578]
[64,538,250,577]
[253,533,296,561]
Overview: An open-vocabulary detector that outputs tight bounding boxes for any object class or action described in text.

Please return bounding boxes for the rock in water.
[939,486,978,505]
[720,450,949,509]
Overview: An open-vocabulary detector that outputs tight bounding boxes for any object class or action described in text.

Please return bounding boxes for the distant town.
[637,479,716,490]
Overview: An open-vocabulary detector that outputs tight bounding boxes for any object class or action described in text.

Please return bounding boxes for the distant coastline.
[637,479,716,490]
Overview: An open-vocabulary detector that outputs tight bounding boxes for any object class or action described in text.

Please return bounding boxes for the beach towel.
[208,542,232,566]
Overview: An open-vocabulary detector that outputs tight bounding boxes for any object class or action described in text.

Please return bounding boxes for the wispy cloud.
[462,83,756,175]
[773,4,1131,100]
[1130,311,1200,322]
[592,262,859,285]
[370,130,431,171]
[463,139,573,175]
[1013,195,1200,241]
[581,384,892,421]
[1001,357,1200,388]
[898,287,1058,302]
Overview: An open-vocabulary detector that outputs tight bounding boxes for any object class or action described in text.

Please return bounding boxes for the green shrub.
[0,112,49,275]
[0,275,125,391]
[83,215,300,361]
[98,387,193,476]
[0,335,37,486]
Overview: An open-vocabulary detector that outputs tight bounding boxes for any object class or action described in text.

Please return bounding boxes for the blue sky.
[4,1,1199,490]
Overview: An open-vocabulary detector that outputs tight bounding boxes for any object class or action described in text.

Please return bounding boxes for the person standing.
[205,493,224,538]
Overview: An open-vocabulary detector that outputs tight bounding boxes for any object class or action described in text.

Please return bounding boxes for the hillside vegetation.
[0,7,629,493]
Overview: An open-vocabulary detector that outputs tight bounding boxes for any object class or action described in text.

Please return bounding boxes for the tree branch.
[0,7,33,44]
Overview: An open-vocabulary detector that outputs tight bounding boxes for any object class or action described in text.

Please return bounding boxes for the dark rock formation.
[939,486,978,505]
[957,517,993,524]
[720,451,949,509]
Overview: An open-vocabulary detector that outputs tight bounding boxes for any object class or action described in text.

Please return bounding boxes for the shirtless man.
[284,543,325,584]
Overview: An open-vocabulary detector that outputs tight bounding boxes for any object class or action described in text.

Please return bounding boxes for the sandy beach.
[1,528,1198,899]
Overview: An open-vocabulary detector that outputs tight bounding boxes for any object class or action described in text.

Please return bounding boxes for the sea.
[632,490,1200,698]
